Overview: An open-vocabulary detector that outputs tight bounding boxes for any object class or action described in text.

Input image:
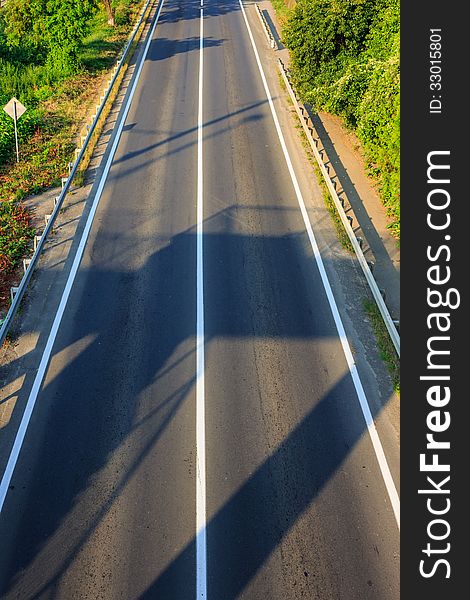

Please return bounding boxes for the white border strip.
[0,0,166,513]
[238,0,400,529]
[196,6,207,600]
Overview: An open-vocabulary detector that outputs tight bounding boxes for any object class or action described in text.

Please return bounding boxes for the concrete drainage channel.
[0,0,160,347]
[255,3,400,358]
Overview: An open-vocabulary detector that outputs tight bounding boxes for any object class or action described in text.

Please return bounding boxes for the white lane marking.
[196,7,207,600]
[0,0,166,514]
[237,0,400,529]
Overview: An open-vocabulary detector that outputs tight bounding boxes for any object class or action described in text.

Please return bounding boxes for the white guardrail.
[278,59,400,357]
[0,0,158,346]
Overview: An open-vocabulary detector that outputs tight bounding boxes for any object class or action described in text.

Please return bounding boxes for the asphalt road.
[0,1,399,598]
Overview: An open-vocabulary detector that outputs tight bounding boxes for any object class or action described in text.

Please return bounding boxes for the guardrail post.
[10,287,19,303]
[255,3,276,49]
[23,258,31,274]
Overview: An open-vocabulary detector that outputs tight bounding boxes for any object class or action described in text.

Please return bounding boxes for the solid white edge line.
[196,7,207,600]
[237,0,400,530]
[0,0,166,514]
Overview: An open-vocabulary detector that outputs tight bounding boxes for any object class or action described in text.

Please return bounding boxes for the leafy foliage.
[0,92,77,204]
[3,0,98,77]
[0,200,34,272]
[283,0,400,237]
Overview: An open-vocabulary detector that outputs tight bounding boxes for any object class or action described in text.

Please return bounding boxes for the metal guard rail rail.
[0,0,157,347]
[255,3,277,49]
[278,59,400,357]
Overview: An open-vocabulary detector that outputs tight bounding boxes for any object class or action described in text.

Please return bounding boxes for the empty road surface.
[0,1,399,598]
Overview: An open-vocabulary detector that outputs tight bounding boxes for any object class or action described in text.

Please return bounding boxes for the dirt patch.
[0,266,22,319]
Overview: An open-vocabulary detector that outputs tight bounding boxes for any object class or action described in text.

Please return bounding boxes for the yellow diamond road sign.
[3,97,26,120]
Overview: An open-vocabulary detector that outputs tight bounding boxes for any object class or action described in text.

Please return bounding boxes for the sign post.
[3,97,27,163]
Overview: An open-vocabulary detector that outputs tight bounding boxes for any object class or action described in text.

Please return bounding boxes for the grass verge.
[363,298,400,393]
[278,65,353,251]
[0,1,145,323]
[270,0,292,32]
[312,159,353,252]
[292,117,353,252]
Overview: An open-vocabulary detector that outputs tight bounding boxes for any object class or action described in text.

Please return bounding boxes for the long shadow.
[148,35,225,61]
[0,0,398,594]
[0,228,198,596]
[0,201,317,405]
[111,99,269,168]
[28,374,197,600]
[109,113,264,182]
[262,9,284,49]
[0,0,241,437]
[139,374,380,599]
[0,228,394,598]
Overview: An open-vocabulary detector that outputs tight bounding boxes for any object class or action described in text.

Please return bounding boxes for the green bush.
[0,1,132,166]
[114,0,132,26]
[356,55,400,232]
[0,57,50,104]
[2,0,98,76]
[283,0,400,237]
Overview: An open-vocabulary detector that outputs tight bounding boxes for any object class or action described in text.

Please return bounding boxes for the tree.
[2,0,46,57]
[43,0,98,76]
[101,0,115,27]
[3,0,97,75]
